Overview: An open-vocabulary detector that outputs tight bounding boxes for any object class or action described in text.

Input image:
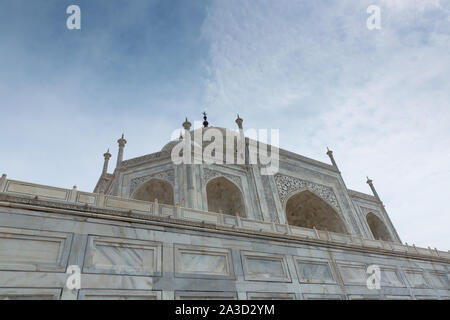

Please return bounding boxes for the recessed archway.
[366,212,392,241]
[206,177,245,217]
[131,179,174,205]
[285,190,347,234]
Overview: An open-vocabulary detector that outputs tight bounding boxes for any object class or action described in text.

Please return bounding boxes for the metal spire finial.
[202,111,209,128]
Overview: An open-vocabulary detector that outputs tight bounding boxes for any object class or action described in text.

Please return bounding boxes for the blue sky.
[0,0,449,249]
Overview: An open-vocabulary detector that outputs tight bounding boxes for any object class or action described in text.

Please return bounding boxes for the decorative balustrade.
[0,174,448,261]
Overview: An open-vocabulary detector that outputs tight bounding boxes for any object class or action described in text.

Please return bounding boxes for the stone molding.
[0,192,448,264]
[120,152,165,168]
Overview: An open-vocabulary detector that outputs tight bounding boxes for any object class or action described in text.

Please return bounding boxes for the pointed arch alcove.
[285,190,348,234]
[366,212,392,241]
[131,178,174,205]
[206,176,246,217]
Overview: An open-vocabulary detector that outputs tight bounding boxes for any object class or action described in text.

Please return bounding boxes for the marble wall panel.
[241,251,291,282]
[0,227,71,272]
[175,291,237,300]
[0,288,61,300]
[294,257,336,284]
[404,270,430,288]
[78,289,161,300]
[174,244,234,279]
[83,236,162,276]
[246,292,295,300]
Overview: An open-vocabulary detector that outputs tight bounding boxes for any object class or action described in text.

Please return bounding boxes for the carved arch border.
[360,206,394,240]
[360,206,384,221]
[202,168,248,217]
[274,174,342,213]
[275,174,354,232]
[129,170,175,196]
[283,187,349,233]
[202,168,244,194]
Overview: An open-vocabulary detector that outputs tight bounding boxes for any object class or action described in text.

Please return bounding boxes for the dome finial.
[202,111,209,128]
[182,117,191,130]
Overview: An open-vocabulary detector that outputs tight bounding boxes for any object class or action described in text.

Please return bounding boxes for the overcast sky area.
[0,0,449,249]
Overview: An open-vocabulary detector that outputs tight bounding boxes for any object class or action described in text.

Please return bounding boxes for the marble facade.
[0,122,448,300]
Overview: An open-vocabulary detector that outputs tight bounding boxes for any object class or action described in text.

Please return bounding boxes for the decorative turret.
[235,114,243,129]
[366,176,381,202]
[116,134,127,168]
[102,148,112,175]
[326,147,339,170]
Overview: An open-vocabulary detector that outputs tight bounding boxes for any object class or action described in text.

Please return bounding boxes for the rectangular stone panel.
[77,192,97,205]
[174,244,234,279]
[0,227,71,272]
[78,289,161,300]
[222,215,238,226]
[380,267,404,287]
[160,205,175,217]
[5,181,68,201]
[362,239,383,248]
[329,233,352,245]
[0,288,61,300]
[391,243,408,253]
[241,251,291,282]
[105,196,152,212]
[426,272,449,289]
[415,247,432,256]
[337,262,367,286]
[294,257,336,284]
[385,295,411,300]
[240,219,274,232]
[289,226,317,238]
[175,291,237,300]
[83,236,162,276]
[247,292,295,300]
[404,270,430,288]
[303,293,344,300]
[347,295,380,300]
[415,295,438,300]
[181,209,220,224]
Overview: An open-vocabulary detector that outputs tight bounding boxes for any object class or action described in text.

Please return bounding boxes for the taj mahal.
[0,114,448,300]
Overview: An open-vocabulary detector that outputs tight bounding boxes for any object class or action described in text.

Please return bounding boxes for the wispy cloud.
[201,0,450,249]
[0,0,448,249]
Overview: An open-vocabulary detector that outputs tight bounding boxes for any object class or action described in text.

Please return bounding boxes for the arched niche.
[366,212,392,241]
[285,190,348,234]
[206,176,245,217]
[131,179,174,205]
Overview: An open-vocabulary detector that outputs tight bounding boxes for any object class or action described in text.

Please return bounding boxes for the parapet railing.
[0,174,448,261]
